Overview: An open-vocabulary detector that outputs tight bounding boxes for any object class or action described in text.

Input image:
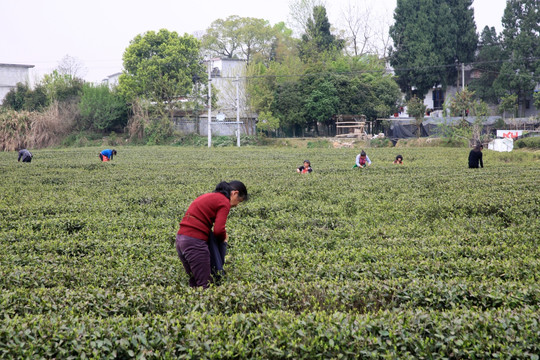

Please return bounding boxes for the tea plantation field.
[1,146,539,359]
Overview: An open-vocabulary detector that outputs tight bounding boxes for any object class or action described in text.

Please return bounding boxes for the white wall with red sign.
[496,130,523,139]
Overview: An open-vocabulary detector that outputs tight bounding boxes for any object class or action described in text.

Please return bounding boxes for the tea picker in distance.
[353,150,371,168]
[468,145,483,169]
[393,155,403,164]
[99,149,117,162]
[297,160,313,173]
[17,149,33,163]
[176,181,248,289]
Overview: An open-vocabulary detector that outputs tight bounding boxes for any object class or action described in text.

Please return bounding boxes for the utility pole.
[236,75,240,147]
[207,59,212,148]
[461,63,465,91]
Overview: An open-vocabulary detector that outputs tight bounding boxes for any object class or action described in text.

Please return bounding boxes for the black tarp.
[384,116,539,139]
[388,120,428,138]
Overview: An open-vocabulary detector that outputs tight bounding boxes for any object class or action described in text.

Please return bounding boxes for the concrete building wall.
[208,58,248,120]
[0,63,35,104]
[102,72,122,89]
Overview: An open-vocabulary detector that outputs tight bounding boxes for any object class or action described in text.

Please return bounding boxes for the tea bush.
[515,136,540,149]
[0,146,539,358]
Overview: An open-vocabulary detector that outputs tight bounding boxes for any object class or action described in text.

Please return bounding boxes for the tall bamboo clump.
[0,109,32,151]
[0,101,76,151]
[28,101,76,149]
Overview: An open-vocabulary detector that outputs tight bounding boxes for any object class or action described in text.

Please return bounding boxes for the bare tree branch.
[57,54,87,79]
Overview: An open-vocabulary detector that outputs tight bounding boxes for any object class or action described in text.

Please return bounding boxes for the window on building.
[432,89,444,110]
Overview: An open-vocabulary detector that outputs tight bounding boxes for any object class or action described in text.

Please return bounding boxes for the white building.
[0,63,35,104]
[174,58,256,136]
[102,72,122,89]
[208,58,247,120]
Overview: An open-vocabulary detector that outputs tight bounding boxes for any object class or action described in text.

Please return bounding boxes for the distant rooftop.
[0,63,35,68]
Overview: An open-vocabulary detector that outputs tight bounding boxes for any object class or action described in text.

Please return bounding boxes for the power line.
[213,56,540,81]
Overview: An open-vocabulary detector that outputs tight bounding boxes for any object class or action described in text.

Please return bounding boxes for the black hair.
[112,149,117,155]
[303,160,310,165]
[396,154,403,160]
[214,180,248,201]
[360,150,366,157]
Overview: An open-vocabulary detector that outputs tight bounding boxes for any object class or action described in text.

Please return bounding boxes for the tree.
[256,110,280,134]
[24,84,49,112]
[494,0,540,117]
[534,91,540,110]
[2,83,28,111]
[288,0,327,37]
[406,96,427,137]
[271,81,306,136]
[237,18,276,64]
[201,16,242,59]
[299,5,344,62]
[119,29,205,115]
[448,88,489,144]
[499,93,518,119]
[118,29,205,143]
[340,0,375,56]
[468,26,504,104]
[79,83,128,132]
[265,22,298,64]
[329,55,401,120]
[202,16,276,63]
[41,70,84,103]
[389,0,477,99]
[57,55,87,79]
[304,78,339,134]
[448,87,475,120]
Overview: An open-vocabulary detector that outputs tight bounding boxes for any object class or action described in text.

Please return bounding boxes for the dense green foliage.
[249,55,401,136]
[79,84,129,132]
[119,29,205,106]
[515,136,540,149]
[299,5,344,62]
[389,0,478,98]
[1,147,539,358]
[201,15,276,64]
[406,95,427,137]
[118,29,207,143]
[2,83,49,112]
[495,0,540,117]
[467,26,504,104]
[41,70,84,103]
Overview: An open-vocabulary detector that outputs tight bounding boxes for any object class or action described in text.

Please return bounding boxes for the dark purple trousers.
[176,234,211,289]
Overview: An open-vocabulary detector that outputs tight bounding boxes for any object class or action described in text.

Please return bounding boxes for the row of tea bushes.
[0,279,539,318]
[1,309,539,359]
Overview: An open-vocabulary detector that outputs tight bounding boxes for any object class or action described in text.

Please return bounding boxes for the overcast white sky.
[1,0,507,84]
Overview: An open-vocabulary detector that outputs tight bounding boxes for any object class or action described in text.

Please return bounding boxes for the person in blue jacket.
[99,149,117,162]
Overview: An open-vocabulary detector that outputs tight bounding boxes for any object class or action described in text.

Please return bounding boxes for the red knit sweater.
[178,192,231,241]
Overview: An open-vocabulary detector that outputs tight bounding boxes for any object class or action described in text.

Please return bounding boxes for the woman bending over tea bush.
[99,149,117,162]
[176,181,248,289]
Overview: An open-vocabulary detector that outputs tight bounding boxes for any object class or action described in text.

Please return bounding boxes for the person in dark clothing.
[468,145,483,168]
[18,149,33,163]
[297,160,313,173]
[176,181,248,289]
[99,149,117,162]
